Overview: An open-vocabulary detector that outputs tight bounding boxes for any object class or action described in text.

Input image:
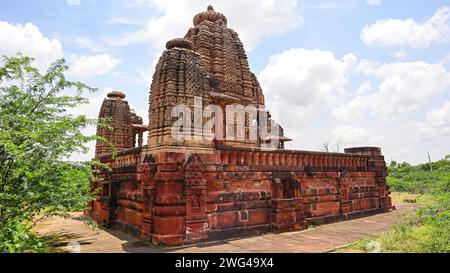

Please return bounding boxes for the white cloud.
[66,0,81,6]
[260,48,355,108]
[68,54,122,78]
[110,0,302,51]
[366,0,381,6]
[390,146,414,161]
[355,81,372,96]
[123,0,152,7]
[0,21,63,71]
[68,88,112,162]
[427,101,450,127]
[75,37,105,53]
[414,101,450,141]
[303,2,355,10]
[332,125,381,145]
[442,52,450,65]
[109,16,140,25]
[361,6,450,48]
[333,60,450,121]
[258,48,356,143]
[389,50,407,59]
[109,54,159,85]
[68,88,112,119]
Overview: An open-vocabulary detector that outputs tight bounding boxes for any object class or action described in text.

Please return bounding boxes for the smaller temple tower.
[95,91,147,158]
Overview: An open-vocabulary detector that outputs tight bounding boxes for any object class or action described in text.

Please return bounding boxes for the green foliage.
[387,156,450,194]
[0,220,48,253]
[0,53,107,253]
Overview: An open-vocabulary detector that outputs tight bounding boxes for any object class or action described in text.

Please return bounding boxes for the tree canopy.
[0,53,105,252]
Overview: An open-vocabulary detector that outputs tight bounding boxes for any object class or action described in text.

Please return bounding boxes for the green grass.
[336,211,449,253]
[390,192,434,206]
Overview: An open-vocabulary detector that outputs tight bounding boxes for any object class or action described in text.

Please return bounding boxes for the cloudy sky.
[1,0,449,164]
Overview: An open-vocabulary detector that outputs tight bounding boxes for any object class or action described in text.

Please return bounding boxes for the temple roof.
[107,91,126,99]
[193,5,228,26]
[166,38,194,50]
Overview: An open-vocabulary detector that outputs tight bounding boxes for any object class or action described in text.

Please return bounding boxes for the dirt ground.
[34,203,418,253]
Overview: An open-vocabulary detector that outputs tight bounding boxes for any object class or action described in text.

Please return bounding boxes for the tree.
[389,160,398,168]
[321,142,330,152]
[320,141,342,153]
[0,53,105,252]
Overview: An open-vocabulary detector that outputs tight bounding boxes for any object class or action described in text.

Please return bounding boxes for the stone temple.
[86,6,395,246]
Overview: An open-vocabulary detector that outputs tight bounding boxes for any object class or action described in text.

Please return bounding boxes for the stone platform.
[36,205,416,253]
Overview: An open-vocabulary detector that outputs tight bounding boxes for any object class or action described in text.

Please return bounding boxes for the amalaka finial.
[193,4,227,26]
[107,91,126,99]
[166,38,194,50]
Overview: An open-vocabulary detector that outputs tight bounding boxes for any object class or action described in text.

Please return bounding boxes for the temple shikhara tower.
[86,6,394,246]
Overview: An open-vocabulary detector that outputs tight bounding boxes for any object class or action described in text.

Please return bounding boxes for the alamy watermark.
[170,96,282,150]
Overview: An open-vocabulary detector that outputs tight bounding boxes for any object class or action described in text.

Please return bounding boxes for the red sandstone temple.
[86,6,394,246]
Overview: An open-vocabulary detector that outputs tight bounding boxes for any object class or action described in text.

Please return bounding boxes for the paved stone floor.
[34,204,418,253]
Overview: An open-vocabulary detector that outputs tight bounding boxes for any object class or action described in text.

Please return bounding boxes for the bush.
[387,156,450,194]
[0,220,48,253]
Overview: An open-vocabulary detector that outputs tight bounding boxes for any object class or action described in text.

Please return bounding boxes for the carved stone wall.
[86,146,394,246]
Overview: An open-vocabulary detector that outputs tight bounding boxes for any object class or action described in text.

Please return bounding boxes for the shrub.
[0,54,107,253]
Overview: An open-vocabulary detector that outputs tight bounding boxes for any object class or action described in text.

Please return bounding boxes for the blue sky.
[1,0,450,163]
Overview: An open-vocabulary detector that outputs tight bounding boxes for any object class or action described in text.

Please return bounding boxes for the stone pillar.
[138,154,157,240]
[138,132,144,147]
[184,154,209,243]
[337,171,351,214]
[152,153,186,246]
